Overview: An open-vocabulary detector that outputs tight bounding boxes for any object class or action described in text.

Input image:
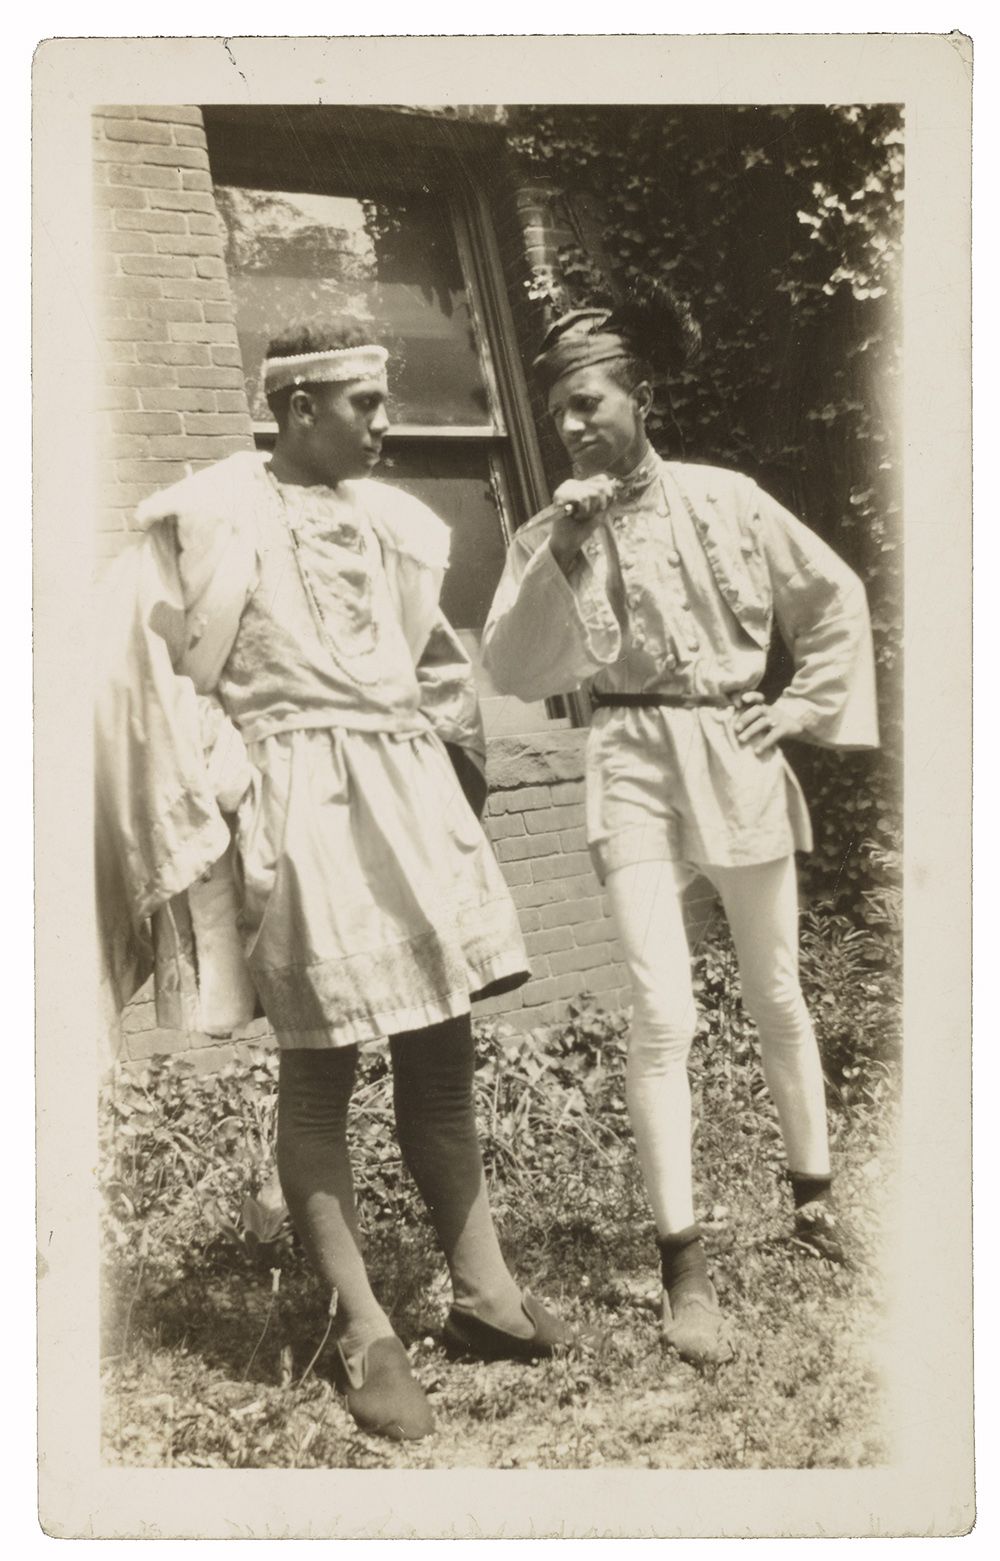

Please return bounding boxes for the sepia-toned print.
[33,34,973,1541]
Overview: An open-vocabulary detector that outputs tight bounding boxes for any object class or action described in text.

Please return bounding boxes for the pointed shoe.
[334,1336,435,1441]
[442,1292,571,1362]
[661,1284,735,1367]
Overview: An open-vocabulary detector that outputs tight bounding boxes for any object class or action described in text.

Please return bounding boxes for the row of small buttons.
[617,508,699,659]
[662,534,696,648]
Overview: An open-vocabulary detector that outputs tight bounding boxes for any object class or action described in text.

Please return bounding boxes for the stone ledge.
[487,729,587,791]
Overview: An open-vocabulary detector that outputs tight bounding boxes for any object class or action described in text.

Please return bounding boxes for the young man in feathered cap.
[483,288,879,1366]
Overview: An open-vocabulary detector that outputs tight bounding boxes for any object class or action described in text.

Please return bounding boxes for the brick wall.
[477,735,631,1028]
[514,181,575,315]
[93,105,254,566]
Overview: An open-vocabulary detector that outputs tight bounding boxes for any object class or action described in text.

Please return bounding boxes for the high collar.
[614,444,661,500]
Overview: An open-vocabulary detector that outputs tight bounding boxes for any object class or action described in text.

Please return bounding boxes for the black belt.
[590,690,743,710]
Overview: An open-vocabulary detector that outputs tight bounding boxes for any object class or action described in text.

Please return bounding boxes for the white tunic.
[223,471,527,1046]
[96,452,528,1047]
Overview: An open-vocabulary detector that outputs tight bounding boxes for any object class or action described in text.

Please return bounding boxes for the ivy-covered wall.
[507,104,903,923]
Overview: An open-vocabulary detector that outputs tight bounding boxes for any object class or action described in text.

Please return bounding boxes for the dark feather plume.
[607,278,702,371]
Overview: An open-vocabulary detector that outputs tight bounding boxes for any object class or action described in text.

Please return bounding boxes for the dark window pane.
[376,444,558,731]
[377,442,507,632]
[214,186,495,428]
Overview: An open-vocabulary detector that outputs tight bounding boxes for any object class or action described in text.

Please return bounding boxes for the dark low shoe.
[442,1292,572,1362]
[334,1335,435,1441]
[791,1199,848,1264]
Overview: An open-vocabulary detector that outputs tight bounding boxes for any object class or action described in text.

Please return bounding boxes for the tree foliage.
[508,105,903,915]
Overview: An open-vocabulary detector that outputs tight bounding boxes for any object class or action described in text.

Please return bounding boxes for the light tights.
[605,854,830,1236]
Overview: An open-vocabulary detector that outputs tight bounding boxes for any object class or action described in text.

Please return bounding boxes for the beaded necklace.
[266,467,385,688]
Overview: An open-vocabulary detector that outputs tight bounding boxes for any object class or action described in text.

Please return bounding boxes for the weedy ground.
[100,905,900,1471]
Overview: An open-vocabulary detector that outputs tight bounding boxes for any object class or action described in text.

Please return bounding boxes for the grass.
[100,906,900,1471]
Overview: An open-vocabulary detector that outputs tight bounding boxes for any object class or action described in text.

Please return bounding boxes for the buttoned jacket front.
[482,451,879,878]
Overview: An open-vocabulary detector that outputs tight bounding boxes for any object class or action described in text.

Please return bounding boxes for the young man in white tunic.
[482,294,879,1366]
[97,321,569,1441]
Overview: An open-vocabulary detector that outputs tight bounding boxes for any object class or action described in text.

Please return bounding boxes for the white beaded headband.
[261,345,389,395]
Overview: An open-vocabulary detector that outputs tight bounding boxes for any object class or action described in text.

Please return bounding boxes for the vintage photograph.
[33,33,973,1541]
[94,92,901,1465]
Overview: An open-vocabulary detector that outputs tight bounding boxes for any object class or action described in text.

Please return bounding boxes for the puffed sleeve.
[482,520,623,701]
[756,486,880,750]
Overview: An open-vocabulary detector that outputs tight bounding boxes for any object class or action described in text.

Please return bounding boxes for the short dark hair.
[264,317,377,428]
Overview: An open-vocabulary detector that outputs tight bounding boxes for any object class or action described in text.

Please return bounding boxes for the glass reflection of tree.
[216,186,381,420]
[358,197,406,401]
[216,186,374,304]
[215,185,491,425]
[362,194,458,317]
[361,192,489,421]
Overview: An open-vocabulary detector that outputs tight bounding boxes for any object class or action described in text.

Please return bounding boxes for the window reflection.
[215,186,495,427]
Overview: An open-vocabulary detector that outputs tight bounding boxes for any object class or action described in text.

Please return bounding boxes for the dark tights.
[276,1015,528,1358]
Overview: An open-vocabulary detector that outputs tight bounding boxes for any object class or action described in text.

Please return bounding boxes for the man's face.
[547,364,647,478]
[301,374,390,483]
